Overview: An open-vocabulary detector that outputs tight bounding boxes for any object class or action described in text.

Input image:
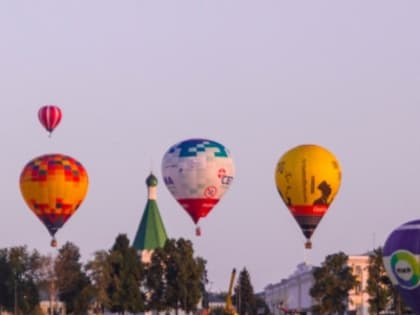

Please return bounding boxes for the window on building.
[354,265,363,294]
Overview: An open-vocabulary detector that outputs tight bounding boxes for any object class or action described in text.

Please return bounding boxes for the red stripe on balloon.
[177,198,220,224]
[288,205,328,216]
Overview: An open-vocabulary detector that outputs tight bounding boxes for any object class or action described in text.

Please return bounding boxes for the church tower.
[133,173,168,263]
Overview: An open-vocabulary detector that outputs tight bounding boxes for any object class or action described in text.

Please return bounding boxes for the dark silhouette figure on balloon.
[313,180,332,206]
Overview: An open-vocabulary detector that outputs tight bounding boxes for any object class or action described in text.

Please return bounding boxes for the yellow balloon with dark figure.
[19,154,89,247]
[274,144,341,249]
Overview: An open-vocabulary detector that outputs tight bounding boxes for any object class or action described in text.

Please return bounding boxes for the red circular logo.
[204,186,217,198]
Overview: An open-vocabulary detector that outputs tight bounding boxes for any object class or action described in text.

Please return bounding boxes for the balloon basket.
[51,238,58,248]
[196,227,201,236]
[305,241,312,249]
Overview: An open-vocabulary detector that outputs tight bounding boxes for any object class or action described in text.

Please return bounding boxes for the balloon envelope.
[383,219,420,314]
[274,144,341,248]
[38,105,62,134]
[19,154,89,245]
[162,138,234,232]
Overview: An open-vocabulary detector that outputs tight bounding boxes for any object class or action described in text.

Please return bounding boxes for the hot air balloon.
[38,105,62,135]
[274,144,341,249]
[383,219,420,314]
[162,138,235,235]
[19,154,89,247]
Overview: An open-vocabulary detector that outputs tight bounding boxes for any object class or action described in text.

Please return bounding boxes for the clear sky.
[1,1,420,293]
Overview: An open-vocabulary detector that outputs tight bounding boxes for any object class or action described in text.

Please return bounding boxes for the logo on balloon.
[389,250,420,289]
[221,176,234,185]
[204,186,218,198]
[163,176,175,186]
[218,168,226,178]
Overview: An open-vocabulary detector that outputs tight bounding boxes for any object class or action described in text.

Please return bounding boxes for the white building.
[264,255,370,315]
[347,256,370,315]
[265,263,315,315]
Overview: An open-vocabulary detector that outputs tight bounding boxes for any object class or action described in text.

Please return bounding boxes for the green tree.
[85,250,111,313]
[367,247,411,315]
[198,257,209,310]
[167,239,206,314]
[106,234,145,315]
[0,249,13,310]
[367,247,392,314]
[234,268,256,315]
[144,248,167,312]
[55,242,93,315]
[197,256,209,309]
[35,254,60,314]
[146,238,207,315]
[310,252,358,315]
[0,246,40,315]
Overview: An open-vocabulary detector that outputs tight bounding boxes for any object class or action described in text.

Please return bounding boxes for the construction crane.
[225,268,238,315]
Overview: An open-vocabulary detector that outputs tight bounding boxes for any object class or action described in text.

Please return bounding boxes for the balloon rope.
[303,245,311,266]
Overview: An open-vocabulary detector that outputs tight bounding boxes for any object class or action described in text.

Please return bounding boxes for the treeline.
[0,234,207,315]
[1,238,410,315]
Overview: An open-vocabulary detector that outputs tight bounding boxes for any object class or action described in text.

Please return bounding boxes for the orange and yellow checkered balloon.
[19,154,89,246]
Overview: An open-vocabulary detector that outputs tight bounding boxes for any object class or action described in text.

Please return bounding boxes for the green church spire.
[132,173,168,258]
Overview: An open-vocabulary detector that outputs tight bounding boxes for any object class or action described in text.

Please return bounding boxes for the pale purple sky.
[1,1,420,292]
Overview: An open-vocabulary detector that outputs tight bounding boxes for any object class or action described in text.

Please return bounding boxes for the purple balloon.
[383,219,420,313]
